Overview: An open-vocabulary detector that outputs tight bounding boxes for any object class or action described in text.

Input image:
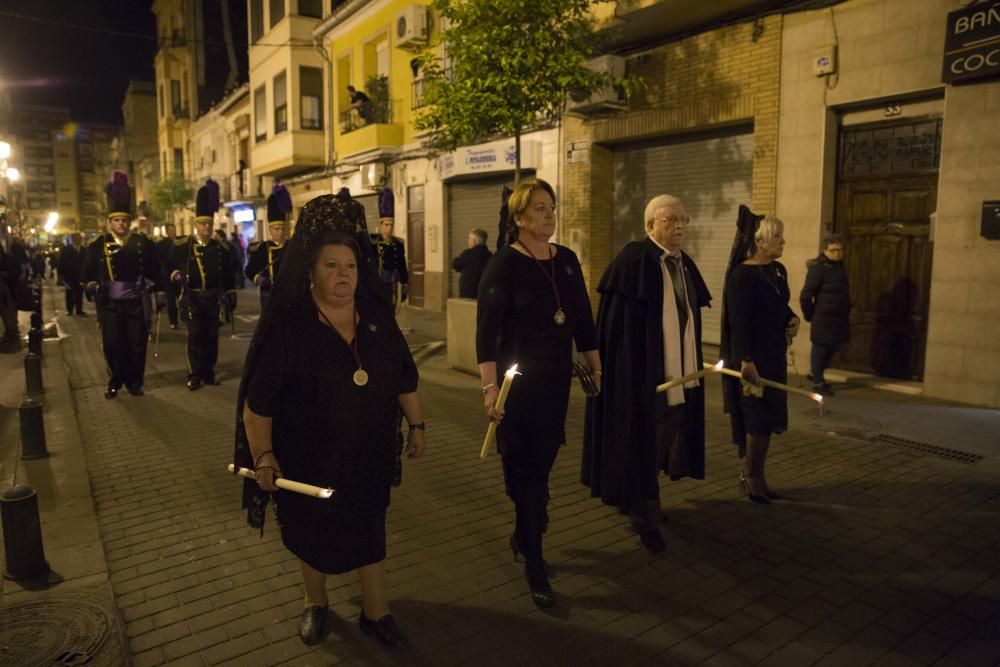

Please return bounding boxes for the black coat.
[451,244,492,298]
[58,245,86,284]
[799,255,850,345]
[582,239,712,510]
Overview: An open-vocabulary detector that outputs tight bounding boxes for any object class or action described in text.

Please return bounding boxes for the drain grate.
[870,434,984,464]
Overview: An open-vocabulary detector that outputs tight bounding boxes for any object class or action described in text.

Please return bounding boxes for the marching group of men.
[72,171,294,398]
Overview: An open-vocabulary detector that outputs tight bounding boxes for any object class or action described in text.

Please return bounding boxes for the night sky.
[0,0,157,125]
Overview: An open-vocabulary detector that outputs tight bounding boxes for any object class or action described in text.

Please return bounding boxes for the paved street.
[2,283,1000,666]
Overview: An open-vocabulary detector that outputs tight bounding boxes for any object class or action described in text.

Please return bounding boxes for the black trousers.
[629,403,686,534]
[64,283,83,314]
[164,281,180,327]
[184,290,220,381]
[502,443,559,564]
[99,298,148,389]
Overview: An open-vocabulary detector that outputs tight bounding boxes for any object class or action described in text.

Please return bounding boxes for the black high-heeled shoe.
[525,560,555,609]
[739,473,771,505]
[509,535,550,575]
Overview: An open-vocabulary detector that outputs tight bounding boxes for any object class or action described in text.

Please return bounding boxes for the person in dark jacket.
[799,235,849,396]
[451,228,492,298]
[58,233,87,315]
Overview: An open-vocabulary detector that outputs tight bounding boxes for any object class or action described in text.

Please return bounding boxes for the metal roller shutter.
[611,127,754,344]
[355,194,380,236]
[446,174,526,298]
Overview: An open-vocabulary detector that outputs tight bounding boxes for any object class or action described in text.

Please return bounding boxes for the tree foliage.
[148,174,194,224]
[414,0,635,182]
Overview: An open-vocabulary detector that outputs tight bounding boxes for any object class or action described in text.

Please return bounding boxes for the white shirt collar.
[648,235,682,260]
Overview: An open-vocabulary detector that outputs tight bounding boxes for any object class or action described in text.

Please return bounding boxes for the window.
[299,0,322,17]
[174,148,184,175]
[171,79,182,116]
[300,67,323,130]
[273,71,287,134]
[251,0,264,43]
[269,0,284,27]
[254,86,267,142]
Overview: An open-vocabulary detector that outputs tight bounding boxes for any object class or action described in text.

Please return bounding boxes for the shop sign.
[438,137,530,179]
[942,1,1000,84]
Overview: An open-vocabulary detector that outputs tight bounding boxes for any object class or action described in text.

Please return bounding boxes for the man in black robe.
[582,194,711,554]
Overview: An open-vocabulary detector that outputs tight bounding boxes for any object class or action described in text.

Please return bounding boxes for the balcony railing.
[339,99,393,135]
[411,79,425,110]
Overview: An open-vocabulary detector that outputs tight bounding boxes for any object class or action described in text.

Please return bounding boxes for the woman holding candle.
[234,193,426,647]
[477,178,600,608]
[720,208,800,504]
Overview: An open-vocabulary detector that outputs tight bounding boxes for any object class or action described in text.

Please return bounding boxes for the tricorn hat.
[106,171,134,219]
[267,182,292,225]
[195,179,220,223]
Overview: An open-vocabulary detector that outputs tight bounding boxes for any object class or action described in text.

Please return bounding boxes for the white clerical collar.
[648,235,682,260]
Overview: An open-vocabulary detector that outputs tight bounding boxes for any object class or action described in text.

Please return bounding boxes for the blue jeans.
[810,342,840,384]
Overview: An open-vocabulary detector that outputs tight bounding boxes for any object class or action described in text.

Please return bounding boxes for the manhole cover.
[798,408,884,436]
[0,599,109,666]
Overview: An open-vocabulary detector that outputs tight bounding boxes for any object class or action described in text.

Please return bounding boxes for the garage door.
[611,127,754,344]
[355,194,380,236]
[446,174,529,298]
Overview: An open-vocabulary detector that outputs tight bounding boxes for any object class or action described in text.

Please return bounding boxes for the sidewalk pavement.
[3,283,1000,666]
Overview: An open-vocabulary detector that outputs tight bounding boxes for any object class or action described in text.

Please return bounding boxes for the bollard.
[27,328,43,356]
[24,352,44,395]
[19,396,49,460]
[30,311,42,331]
[1,485,50,581]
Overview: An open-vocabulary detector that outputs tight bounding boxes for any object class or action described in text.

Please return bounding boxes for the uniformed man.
[57,233,87,315]
[83,171,164,399]
[168,179,235,391]
[372,216,408,308]
[245,189,289,314]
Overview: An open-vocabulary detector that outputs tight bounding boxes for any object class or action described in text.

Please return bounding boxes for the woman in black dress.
[722,214,800,504]
[477,178,601,608]
[235,195,426,647]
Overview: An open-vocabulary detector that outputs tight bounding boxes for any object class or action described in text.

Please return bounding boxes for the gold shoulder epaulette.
[174,236,190,246]
[248,241,262,252]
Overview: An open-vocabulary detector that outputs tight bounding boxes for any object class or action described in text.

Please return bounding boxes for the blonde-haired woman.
[476,178,600,608]
[722,213,800,504]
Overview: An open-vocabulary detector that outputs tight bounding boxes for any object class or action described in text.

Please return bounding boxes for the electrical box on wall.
[812,45,837,76]
[982,201,1000,240]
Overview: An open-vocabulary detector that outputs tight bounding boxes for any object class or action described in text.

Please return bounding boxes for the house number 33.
[885,102,902,116]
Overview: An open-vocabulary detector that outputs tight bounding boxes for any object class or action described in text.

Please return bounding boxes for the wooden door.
[835,119,940,380]
[407,185,425,307]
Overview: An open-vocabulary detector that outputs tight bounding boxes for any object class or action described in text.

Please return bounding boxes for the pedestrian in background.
[83,171,164,399]
[58,233,87,315]
[477,178,600,609]
[799,234,850,396]
[230,227,246,289]
[236,194,425,648]
[451,228,492,298]
[583,194,712,554]
[372,216,408,309]
[721,209,800,504]
[157,223,181,329]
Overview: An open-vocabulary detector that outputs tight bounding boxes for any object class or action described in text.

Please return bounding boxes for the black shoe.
[639,529,666,554]
[76,311,86,316]
[127,385,144,396]
[104,383,120,400]
[169,323,178,330]
[509,535,551,575]
[204,376,221,386]
[186,377,203,391]
[359,611,409,648]
[739,474,771,505]
[525,560,556,609]
[298,605,327,646]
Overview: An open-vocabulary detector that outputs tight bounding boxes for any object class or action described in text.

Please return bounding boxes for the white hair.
[644,195,683,226]
[754,215,784,247]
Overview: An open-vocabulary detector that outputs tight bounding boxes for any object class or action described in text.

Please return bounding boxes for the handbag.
[572,361,600,397]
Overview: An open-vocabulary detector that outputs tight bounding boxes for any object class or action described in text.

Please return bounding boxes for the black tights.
[502,443,558,565]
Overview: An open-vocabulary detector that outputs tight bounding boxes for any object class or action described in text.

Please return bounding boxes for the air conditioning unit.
[360,162,386,190]
[396,4,429,50]
[568,55,627,114]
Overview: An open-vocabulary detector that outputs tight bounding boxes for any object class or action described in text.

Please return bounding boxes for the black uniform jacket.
[245,241,286,285]
[582,238,712,509]
[82,232,163,290]
[168,236,236,291]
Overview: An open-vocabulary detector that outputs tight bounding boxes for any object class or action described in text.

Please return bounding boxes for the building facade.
[119,80,160,212]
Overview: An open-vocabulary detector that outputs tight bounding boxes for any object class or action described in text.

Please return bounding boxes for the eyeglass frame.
[651,215,690,228]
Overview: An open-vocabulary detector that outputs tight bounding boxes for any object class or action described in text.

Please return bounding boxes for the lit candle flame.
[505,363,519,377]
[713,360,724,370]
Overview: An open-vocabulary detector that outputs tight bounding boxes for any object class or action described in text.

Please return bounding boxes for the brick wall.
[562,14,783,294]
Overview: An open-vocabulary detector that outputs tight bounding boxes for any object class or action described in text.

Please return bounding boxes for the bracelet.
[481,383,496,395]
[593,370,602,376]
[408,422,425,431]
[253,450,274,467]
[254,464,280,474]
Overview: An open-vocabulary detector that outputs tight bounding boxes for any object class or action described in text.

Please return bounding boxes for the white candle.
[656,360,724,394]
[227,464,335,499]
[480,364,519,460]
[715,366,824,405]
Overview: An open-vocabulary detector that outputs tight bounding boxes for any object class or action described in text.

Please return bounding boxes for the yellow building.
[248,0,329,224]
[153,0,199,180]
[120,80,160,212]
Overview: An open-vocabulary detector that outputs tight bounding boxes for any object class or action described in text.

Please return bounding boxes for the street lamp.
[0,141,10,160]
[44,211,59,234]
[6,167,19,182]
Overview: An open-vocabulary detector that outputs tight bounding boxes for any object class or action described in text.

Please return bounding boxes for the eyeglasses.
[653,216,690,228]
